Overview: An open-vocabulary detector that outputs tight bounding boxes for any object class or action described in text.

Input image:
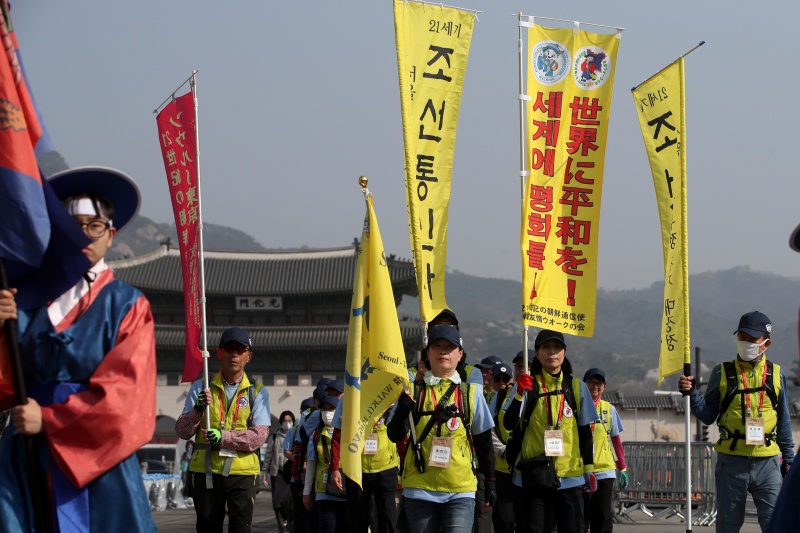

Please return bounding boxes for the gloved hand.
[206,428,222,446]
[395,392,417,419]
[194,389,210,413]
[484,479,497,508]
[619,469,629,489]
[516,373,533,396]
[781,461,791,479]
[583,472,597,493]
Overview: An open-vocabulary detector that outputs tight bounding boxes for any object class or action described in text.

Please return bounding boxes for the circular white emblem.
[531,41,570,85]
[766,323,772,333]
[447,416,461,432]
[239,396,249,408]
[563,405,573,418]
[573,46,611,90]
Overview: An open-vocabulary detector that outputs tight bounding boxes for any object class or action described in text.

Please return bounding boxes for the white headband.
[66,198,113,227]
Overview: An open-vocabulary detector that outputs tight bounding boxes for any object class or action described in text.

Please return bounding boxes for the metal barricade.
[614,441,716,526]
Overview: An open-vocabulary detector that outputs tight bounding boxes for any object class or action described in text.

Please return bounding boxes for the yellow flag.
[632,60,689,385]
[341,194,410,488]
[394,0,475,322]
[521,24,621,337]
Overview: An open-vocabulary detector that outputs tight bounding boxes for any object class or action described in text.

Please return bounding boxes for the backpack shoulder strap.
[764,361,779,410]
[718,361,739,421]
[563,375,578,414]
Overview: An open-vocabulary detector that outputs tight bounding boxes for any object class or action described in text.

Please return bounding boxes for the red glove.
[516,373,533,396]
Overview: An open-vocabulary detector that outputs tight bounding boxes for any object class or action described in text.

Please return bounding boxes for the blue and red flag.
[0,1,89,309]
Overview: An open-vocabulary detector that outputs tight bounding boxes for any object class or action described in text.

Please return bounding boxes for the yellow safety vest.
[314,427,337,494]
[494,388,512,474]
[190,372,262,476]
[363,419,400,474]
[519,372,584,478]
[590,400,616,472]
[717,358,782,457]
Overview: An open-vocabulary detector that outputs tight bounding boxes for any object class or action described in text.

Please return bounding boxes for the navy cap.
[313,384,328,401]
[316,377,333,388]
[426,324,462,349]
[326,379,344,394]
[300,397,315,410]
[534,329,566,350]
[491,362,513,379]
[319,396,340,409]
[735,311,772,338]
[791,222,800,253]
[583,367,606,382]
[428,308,459,329]
[219,327,252,349]
[476,355,503,370]
[513,349,535,364]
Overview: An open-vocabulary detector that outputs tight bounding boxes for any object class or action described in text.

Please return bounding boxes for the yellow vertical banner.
[394,0,475,322]
[341,193,410,488]
[632,60,689,385]
[521,23,621,337]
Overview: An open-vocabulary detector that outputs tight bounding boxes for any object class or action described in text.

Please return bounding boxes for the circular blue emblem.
[531,41,570,85]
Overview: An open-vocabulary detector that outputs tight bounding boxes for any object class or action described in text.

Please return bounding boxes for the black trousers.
[191,472,259,533]
[291,482,310,533]
[317,499,348,533]
[516,484,584,533]
[492,472,516,533]
[344,468,398,533]
[473,472,492,533]
[583,478,614,533]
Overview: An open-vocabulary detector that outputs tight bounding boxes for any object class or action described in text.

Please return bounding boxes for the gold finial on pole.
[358,175,369,189]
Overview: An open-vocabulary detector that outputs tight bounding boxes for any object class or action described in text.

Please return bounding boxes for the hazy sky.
[13,1,800,290]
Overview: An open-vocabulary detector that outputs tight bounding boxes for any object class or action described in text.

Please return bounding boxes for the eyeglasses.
[78,220,111,239]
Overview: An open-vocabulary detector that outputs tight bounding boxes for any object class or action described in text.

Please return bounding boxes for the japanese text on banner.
[156,93,202,383]
[632,60,689,384]
[521,24,621,337]
[394,0,475,322]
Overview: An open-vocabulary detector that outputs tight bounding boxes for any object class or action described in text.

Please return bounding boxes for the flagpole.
[189,71,212,431]
[0,259,50,533]
[631,41,705,92]
[517,13,530,375]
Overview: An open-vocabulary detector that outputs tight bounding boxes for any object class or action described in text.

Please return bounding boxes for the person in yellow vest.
[502,329,597,533]
[679,311,795,532]
[175,327,271,533]
[328,399,400,533]
[302,396,347,533]
[488,362,516,533]
[582,367,627,533]
[476,355,503,404]
[387,325,496,533]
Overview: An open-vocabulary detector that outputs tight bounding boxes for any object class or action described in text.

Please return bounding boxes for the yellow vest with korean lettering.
[363,419,400,474]
[520,373,584,478]
[590,400,616,473]
[717,358,782,457]
[190,372,262,475]
[402,381,478,493]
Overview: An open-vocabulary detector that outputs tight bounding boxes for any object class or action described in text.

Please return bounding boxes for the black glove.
[781,461,791,479]
[194,389,209,413]
[396,393,417,419]
[485,479,497,507]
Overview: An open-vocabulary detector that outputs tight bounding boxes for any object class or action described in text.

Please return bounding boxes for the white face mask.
[281,421,293,432]
[737,339,768,362]
[321,411,335,426]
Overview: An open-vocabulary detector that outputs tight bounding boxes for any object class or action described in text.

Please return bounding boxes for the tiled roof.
[155,322,423,350]
[109,244,418,297]
[607,392,680,410]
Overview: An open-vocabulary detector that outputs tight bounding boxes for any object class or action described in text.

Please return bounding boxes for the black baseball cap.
[491,362,513,379]
[583,367,606,382]
[734,311,772,338]
[428,308,459,329]
[513,349,535,365]
[219,327,252,349]
[534,329,566,350]
[476,355,503,370]
[426,324,462,349]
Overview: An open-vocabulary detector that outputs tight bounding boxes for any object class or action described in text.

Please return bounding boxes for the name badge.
[218,447,237,458]
[322,464,329,484]
[746,417,765,446]
[363,433,379,455]
[544,430,564,457]
[428,437,453,468]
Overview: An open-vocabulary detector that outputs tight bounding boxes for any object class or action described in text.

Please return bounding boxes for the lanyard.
[218,388,244,430]
[540,372,566,430]
[738,362,768,417]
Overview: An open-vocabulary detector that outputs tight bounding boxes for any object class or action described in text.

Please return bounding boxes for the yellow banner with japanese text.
[632,60,689,385]
[395,0,475,322]
[521,24,621,337]
[341,194,410,487]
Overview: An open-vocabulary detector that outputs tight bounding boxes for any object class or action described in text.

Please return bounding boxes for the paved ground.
[152,490,762,532]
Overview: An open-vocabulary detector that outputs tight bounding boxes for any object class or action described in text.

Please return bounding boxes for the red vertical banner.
[156,93,202,383]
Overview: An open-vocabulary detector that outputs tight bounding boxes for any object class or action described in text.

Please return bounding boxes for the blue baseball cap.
[300,397,315,410]
[326,379,344,394]
[735,311,772,338]
[583,367,606,382]
[319,396,340,410]
[313,384,328,401]
[491,362,513,379]
[218,327,252,349]
[426,324,462,349]
[513,349,535,365]
[316,377,333,388]
[476,355,503,370]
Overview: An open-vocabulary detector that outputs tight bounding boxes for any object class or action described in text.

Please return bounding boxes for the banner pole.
[631,41,705,91]
[684,363,692,532]
[189,71,212,431]
[517,13,530,374]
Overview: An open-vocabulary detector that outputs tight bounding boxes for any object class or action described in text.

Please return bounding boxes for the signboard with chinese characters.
[235,296,283,311]
[521,23,621,337]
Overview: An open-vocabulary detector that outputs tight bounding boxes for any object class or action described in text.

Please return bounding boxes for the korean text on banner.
[632,60,689,385]
[156,93,202,383]
[341,194,410,488]
[395,0,475,323]
[521,24,621,337]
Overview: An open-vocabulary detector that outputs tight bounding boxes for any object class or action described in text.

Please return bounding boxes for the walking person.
[488,361,516,533]
[265,411,295,533]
